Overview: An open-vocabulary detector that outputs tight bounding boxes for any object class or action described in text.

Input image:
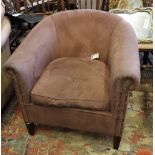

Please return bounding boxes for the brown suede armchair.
[4,10,140,149]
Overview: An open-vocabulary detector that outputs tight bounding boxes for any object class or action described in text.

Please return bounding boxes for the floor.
[1,89,152,155]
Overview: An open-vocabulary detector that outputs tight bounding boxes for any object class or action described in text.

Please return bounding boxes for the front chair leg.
[25,122,35,135]
[113,136,121,150]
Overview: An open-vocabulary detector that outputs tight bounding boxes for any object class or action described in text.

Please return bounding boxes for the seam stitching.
[108,18,124,61]
[49,15,61,57]
[32,93,107,103]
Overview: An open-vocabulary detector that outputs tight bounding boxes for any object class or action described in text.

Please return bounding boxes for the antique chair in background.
[3,0,66,52]
[4,0,65,14]
[4,10,140,149]
[4,0,109,13]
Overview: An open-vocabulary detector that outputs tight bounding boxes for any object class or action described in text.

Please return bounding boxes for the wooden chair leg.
[113,136,121,150]
[26,122,35,135]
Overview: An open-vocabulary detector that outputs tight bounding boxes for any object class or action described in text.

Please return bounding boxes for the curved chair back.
[52,9,121,62]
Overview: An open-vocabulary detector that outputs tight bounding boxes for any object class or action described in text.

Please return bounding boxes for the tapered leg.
[113,136,121,150]
[26,122,35,135]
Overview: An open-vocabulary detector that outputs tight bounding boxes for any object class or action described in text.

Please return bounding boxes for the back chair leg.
[113,136,121,150]
[25,122,35,135]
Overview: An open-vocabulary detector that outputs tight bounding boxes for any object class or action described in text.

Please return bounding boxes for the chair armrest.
[109,19,140,90]
[4,16,59,103]
[108,19,141,136]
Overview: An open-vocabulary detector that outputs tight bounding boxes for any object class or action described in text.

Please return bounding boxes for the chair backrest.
[52,9,121,62]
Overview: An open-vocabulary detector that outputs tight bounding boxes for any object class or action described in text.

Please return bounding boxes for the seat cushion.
[31,57,110,110]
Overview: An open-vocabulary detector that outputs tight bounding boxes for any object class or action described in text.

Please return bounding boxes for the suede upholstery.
[31,57,110,110]
[4,10,140,145]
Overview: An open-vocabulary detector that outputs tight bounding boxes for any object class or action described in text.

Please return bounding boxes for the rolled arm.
[4,16,59,103]
[108,19,141,136]
[109,20,140,89]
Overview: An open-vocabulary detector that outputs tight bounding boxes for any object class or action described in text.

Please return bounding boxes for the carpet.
[1,90,152,155]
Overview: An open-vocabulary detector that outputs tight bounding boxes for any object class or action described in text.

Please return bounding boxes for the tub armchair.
[4,10,140,149]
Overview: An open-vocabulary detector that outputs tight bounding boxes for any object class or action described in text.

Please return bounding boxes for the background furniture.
[4,10,140,150]
[77,0,109,10]
[110,8,153,44]
[1,2,14,110]
[3,0,109,14]
[110,7,153,99]
[3,0,109,53]
[4,0,65,14]
[110,8,153,67]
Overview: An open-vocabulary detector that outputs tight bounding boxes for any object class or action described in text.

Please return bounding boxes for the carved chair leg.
[26,122,35,135]
[113,136,121,150]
